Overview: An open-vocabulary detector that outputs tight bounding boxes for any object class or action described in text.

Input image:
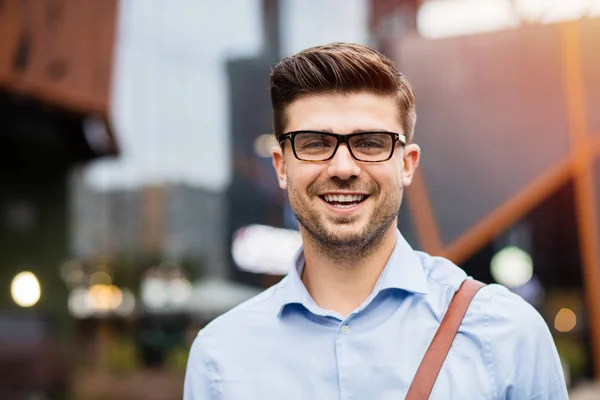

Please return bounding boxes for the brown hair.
[269,42,416,143]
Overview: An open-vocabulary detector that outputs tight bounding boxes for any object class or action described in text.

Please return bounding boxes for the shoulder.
[413,252,470,316]
[416,251,468,290]
[194,277,286,344]
[474,289,567,397]
[458,278,567,397]
[187,278,290,379]
[469,282,548,334]
[415,251,548,333]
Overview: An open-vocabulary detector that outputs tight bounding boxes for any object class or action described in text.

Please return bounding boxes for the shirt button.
[341,325,350,335]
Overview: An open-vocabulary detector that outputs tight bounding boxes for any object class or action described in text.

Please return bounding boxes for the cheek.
[369,166,402,191]
[287,165,323,192]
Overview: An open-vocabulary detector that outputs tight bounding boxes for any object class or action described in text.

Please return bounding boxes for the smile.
[320,194,368,208]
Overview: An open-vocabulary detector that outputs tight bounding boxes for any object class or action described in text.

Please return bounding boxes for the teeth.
[323,194,365,203]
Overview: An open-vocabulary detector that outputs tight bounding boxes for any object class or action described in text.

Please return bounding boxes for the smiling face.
[272,92,421,253]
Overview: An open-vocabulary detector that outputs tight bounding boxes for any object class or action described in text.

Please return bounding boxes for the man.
[184,43,568,399]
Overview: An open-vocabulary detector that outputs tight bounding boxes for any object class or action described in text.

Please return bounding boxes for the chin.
[320,223,368,246]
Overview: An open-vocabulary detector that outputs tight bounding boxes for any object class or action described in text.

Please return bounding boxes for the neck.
[300,225,398,317]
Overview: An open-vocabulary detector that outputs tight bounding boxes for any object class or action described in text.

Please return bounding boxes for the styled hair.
[269,42,416,143]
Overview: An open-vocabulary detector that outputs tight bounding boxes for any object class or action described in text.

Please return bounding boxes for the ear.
[272,145,288,190]
[401,143,421,186]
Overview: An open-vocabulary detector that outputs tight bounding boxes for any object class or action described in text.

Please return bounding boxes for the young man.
[184,43,568,399]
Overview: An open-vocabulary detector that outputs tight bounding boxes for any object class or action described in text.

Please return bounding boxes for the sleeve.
[184,332,216,400]
[482,288,569,400]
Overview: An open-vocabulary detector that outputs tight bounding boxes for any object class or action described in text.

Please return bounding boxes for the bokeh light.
[253,134,277,158]
[11,271,41,307]
[554,308,577,333]
[89,271,112,286]
[490,246,534,289]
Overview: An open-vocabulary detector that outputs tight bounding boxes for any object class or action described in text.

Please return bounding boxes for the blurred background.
[1,0,600,398]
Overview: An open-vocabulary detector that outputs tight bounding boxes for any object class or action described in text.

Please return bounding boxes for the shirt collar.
[277,229,429,317]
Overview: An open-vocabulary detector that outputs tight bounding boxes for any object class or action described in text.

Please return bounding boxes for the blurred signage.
[0,0,118,115]
[232,224,302,275]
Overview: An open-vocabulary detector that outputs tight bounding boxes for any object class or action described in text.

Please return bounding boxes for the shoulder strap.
[405,279,486,400]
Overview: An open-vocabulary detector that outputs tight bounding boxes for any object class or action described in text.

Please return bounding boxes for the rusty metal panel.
[594,158,600,246]
[580,18,600,137]
[0,0,20,78]
[0,0,118,116]
[396,23,571,245]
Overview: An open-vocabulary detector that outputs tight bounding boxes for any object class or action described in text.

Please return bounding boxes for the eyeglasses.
[278,130,406,162]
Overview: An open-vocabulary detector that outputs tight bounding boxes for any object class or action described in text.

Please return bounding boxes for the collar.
[276,229,429,317]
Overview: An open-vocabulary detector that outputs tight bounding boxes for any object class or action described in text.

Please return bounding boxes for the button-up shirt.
[184,231,568,399]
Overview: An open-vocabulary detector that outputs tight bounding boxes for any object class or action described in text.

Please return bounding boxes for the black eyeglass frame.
[278,130,407,163]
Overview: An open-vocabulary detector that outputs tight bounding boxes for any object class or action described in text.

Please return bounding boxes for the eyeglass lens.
[293,132,393,161]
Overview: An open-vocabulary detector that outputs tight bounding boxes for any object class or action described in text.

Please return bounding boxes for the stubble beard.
[287,175,402,263]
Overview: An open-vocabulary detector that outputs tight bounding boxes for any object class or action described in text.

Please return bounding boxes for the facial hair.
[287,173,402,263]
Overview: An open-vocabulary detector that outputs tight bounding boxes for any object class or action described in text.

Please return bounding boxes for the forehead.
[285,92,402,134]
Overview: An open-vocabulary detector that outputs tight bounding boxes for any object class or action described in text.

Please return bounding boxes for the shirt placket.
[335,318,354,400]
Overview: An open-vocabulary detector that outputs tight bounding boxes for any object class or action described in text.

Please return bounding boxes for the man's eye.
[302,141,330,148]
[356,140,385,148]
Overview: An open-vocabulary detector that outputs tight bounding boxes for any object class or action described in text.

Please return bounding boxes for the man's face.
[272,92,420,250]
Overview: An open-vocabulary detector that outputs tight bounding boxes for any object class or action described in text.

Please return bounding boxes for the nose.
[327,145,361,180]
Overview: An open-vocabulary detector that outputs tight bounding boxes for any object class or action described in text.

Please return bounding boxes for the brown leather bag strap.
[405,279,486,400]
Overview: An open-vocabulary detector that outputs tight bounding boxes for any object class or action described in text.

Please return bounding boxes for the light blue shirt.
[184,231,568,399]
